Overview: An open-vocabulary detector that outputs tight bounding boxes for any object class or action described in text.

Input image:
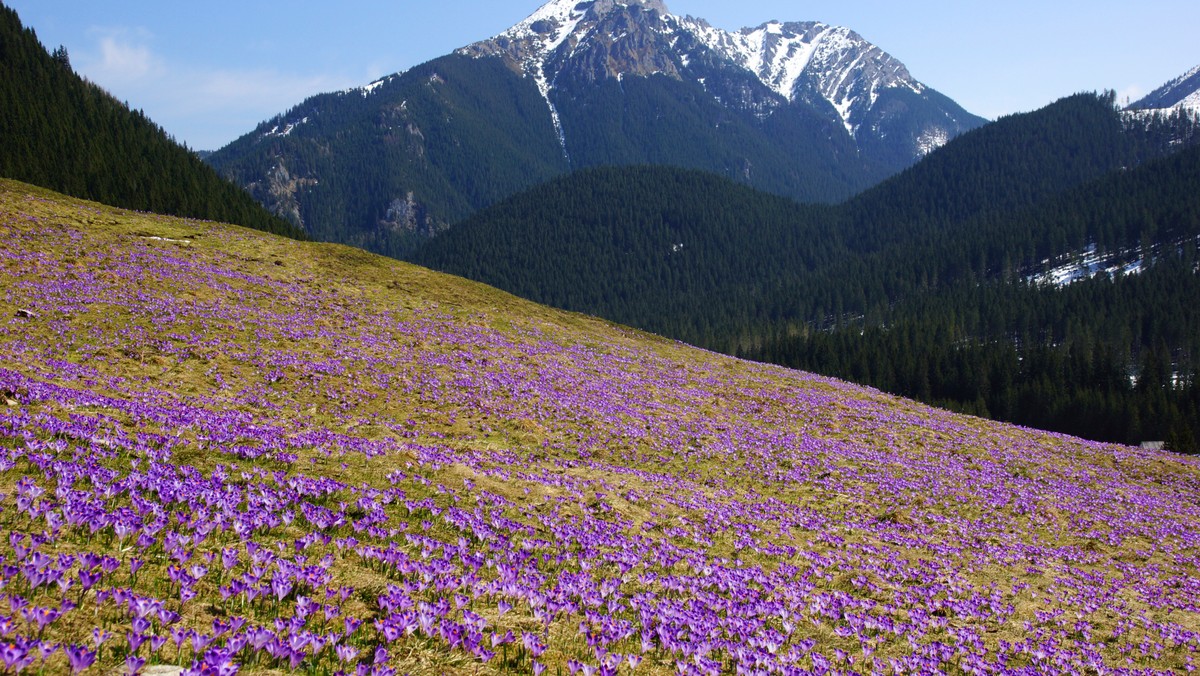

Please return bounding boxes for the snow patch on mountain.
[516,0,592,61]
[915,127,950,156]
[1027,236,1200,288]
[262,117,309,139]
[1179,89,1200,114]
[456,0,606,158]
[1027,243,1145,288]
[678,19,826,99]
[677,18,924,134]
[360,76,394,97]
[1130,64,1200,116]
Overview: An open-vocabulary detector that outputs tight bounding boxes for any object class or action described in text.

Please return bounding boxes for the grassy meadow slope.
[1,178,1199,674]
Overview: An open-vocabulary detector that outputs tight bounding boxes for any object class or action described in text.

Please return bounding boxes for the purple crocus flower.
[182,654,240,676]
[491,630,514,648]
[36,642,58,661]
[0,641,31,672]
[77,569,101,591]
[378,621,401,643]
[191,632,213,653]
[335,644,358,663]
[63,644,96,673]
[149,634,168,654]
[242,628,269,652]
[158,609,181,626]
[22,605,60,632]
[270,574,292,601]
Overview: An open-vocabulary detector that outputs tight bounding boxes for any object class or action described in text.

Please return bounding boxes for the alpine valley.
[415,89,1200,451]
[205,0,984,255]
[3,1,1200,675]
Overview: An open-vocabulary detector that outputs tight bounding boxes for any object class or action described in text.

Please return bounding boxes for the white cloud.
[1116,85,1147,108]
[71,26,361,149]
[78,27,164,84]
[95,36,160,81]
[191,69,353,113]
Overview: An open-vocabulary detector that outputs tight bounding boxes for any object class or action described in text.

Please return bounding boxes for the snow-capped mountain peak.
[462,0,672,74]
[459,0,676,155]
[504,0,593,63]
[456,0,980,160]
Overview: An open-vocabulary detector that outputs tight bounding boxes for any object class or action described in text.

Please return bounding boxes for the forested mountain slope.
[754,144,1200,452]
[413,94,1200,449]
[416,93,1196,340]
[414,165,836,335]
[0,4,302,239]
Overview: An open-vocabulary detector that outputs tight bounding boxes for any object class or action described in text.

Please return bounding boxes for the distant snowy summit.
[677,17,925,136]
[458,0,977,156]
[1129,64,1200,116]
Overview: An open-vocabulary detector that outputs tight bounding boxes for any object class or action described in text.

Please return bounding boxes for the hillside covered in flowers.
[1,178,1198,674]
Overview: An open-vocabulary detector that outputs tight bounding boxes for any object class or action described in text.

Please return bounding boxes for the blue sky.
[9,0,1199,150]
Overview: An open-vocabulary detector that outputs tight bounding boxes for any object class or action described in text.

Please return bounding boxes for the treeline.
[413,94,1200,450]
[0,4,302,238]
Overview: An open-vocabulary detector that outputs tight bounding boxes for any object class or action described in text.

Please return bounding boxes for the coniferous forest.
[0,5,303,238]
[415,95,1200,451]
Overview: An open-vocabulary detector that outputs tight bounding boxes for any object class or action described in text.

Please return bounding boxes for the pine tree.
[50,44,69,69]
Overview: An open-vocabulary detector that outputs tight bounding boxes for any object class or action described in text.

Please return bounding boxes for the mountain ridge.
[1130,63,1200,115]
[206,0,983,255]
[459,0,977,155]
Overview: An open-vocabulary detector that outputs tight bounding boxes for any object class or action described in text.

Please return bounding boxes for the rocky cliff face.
[245,160,315,230]
[379,192,447,238]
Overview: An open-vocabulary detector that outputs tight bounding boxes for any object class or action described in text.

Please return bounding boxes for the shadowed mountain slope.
[0,4,302,239]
